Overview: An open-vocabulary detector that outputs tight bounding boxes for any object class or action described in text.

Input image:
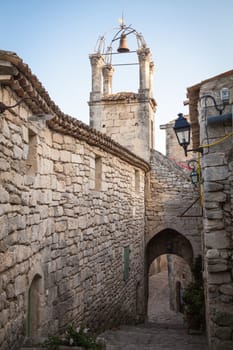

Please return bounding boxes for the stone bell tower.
[89,21,156,162]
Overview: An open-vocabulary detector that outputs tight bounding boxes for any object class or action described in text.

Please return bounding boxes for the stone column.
[137,48,151,98]
[89,54,105,101]
[102,64,114,95]
[149,62,155,99]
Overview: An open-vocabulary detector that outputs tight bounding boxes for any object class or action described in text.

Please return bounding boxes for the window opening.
[95,155,102,191]
[123,245,130,281]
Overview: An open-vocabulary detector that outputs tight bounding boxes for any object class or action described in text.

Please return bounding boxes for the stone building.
[0,23,205,350]
[187,71,233,350]
[0,49,150,349]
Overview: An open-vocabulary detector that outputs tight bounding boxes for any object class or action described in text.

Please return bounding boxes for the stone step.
[98,323,208,350]
[20,348,45,350]
[19,336,47,350]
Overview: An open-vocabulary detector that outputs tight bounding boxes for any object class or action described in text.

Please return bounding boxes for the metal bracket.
[178,197,203,217]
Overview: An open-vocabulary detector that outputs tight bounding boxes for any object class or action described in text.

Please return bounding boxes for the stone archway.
[146,228,194,323]
[146,228,194,271]
[27,274,43,337]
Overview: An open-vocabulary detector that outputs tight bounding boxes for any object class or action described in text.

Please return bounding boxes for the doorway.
[27,274,43,337]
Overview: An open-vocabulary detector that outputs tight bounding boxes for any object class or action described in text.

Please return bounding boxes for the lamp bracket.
[0,97,38,113]
[178,197,203,217]
[199,94,228,115]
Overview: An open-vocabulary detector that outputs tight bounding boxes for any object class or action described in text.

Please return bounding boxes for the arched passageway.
[146,229,193,324]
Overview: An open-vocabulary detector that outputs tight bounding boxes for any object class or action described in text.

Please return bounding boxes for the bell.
[117,34,130,53]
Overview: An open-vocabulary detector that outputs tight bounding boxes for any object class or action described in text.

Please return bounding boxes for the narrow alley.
[99,269,208,349]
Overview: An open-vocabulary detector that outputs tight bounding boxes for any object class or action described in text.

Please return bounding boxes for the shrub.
[183,255,205,331]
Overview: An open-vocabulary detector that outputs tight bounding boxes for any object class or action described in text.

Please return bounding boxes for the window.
[123,245,130,281]
[135,169,140,192]
[95,155,102,191]
[150,120,154,149]
[26,129,38,176]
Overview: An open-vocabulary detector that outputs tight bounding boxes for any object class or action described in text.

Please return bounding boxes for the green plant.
[42,335,66,350]
[42,324,105,350]
[183,255,205,331]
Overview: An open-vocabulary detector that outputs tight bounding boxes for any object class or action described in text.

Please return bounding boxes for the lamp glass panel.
[176,127,190,146]
[190,170,198,185]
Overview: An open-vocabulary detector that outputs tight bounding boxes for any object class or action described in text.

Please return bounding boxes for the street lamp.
[174,88,231,157]
[173,113,190,156]
[173,113,203,156]
[188,159,201,187]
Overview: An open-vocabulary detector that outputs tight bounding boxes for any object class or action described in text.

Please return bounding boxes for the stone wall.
[0,87,146,350]
[89,93,155,162]
[145,150,203,320]
[167,255,192,312]
[146,149,203,257]
[198,77,233,350]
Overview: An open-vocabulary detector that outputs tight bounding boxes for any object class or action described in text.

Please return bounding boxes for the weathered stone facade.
[0,51,149,350]
[188,71,233,349]
[88,38,203,327]
[167,255,192,312]
[0,32,209,350]
[145,150,203,316]
[146,149,202,253]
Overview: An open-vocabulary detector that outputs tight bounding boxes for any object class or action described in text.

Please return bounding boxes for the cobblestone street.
[148,270,184,325]
[99,271,208,349]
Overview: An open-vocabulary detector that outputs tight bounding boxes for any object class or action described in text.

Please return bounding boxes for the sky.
[1,0,233,154]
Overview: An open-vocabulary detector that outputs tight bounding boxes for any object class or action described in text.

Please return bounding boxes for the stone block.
[41,158,53,174]
[12,145,23,159]
[0,158,10,171]
[205,209,223,219]
[2,118,10,138]
[71,154,82,164]
[24,175,35,185]
[204,166,229,181]
[12,133,22,146]
[220,284,233,296]
[53,133,64,144]
[205,220,225,231]
[205,231,229,249]
[214,341,233,350]
[0,185,9,203]
[54,163,63,173]
[40,175,51,189]
[204,153,226,167]
[50,149,60,161]
[204,191,226,203]
[206,249,220,259]
[60,150,71,162]
[59,347,85,350]
[14,274,26,295]
[208,264,228,272]
[208,272,232,284]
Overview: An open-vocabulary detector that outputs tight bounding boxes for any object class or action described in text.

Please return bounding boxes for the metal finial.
[118,12,126,29]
